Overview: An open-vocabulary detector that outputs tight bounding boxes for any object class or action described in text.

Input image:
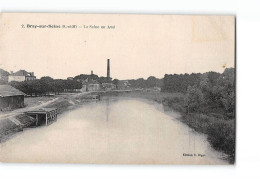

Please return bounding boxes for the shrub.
[206,120,235,163]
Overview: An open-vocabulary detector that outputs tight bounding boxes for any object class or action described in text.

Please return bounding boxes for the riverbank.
[110,91,235,164]
[0,92,97,143]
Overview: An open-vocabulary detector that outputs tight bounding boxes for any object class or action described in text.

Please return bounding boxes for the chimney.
[31,72,34,76]
[91,70,93,75]
[107,59,110,79]
[11,71,13,74]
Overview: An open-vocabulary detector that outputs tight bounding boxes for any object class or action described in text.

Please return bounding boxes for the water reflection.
[105,97,110,122]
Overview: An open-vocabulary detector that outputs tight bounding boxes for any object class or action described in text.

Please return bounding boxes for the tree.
[217,68,235,118]
[112,79,119,86]
[162,73,201,93]
[184,85,204,113]
[39,77,54,95]
[40,76,54,82]
[51,80,64,94]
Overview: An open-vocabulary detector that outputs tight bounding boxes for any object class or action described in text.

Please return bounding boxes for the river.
[0,97,227,164]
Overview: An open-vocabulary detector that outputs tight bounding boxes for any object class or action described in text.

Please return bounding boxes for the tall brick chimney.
[107,59,110,79]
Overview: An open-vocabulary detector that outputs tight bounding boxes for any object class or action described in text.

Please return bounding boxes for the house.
[8,70,36,82]
[102,82,116,91]
[0,85,25,111]
[117,80,131,90]
[67,77,74,80]
[81,78,101,92]
[0,68,9,83]
[87,79,101,91]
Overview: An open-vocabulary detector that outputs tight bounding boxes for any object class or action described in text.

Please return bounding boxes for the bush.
[206,120,235,163]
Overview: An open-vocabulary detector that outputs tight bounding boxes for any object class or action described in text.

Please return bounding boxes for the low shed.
[0,85,25,111]
[25,108,57,126]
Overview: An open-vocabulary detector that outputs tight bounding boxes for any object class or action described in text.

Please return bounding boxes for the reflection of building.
[0,85,25,111]
[8,70,36,82]
[117,80,131,90]
[81,78,101,92]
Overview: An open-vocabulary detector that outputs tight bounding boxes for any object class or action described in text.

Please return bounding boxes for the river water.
[0,97,227,164]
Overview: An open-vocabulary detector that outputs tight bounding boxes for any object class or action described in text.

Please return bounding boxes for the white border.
[1,0,260,178]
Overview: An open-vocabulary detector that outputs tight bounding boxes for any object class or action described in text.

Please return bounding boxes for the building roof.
[10,70,35,77]
[0,85,25,97]
[0,68,10,76]
[25,108,57,114]
[10,70,28,76]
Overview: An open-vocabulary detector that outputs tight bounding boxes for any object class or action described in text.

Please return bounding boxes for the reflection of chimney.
[107,59,110,79]
[91,70,93,75]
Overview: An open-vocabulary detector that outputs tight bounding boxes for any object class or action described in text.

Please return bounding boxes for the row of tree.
[127,76,163,89]
[162,73,202,93]
[9,77,82,96]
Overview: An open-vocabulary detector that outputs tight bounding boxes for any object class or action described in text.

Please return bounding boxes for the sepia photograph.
[0,13,235,165]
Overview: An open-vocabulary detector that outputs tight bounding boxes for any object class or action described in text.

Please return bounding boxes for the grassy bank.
[115,91,235,163]
[0,114,35,142]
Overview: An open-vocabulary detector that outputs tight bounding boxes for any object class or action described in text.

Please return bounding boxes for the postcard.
[0,13,235,164]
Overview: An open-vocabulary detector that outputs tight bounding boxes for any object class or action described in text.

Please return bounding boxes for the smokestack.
[107,59,110,79]
[91,70,93,75]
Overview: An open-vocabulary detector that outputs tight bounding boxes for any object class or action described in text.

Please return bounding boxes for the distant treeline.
[9,77,82,96]
[162,73,201,93]
[127,76,163,89]
[73,74,164,89]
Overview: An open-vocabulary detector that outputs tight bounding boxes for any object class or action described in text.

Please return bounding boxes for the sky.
[0,13,235,80]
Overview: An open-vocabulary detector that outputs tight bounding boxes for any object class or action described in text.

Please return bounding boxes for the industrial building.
[0,85,25,111]
[81,78,101,92]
